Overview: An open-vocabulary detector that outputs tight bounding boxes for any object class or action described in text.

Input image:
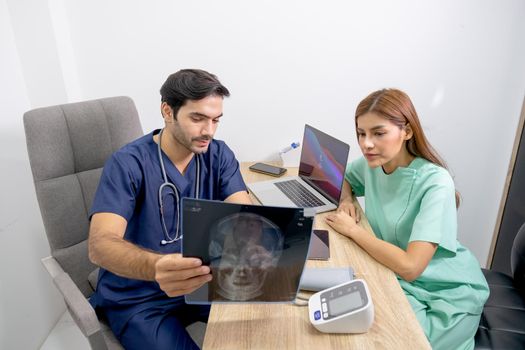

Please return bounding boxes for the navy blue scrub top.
[88,129,247,335]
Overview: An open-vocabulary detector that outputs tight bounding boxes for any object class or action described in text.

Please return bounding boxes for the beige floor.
[40,311,90,350]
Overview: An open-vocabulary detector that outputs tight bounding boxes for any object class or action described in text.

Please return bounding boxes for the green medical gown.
[346,157,489,350]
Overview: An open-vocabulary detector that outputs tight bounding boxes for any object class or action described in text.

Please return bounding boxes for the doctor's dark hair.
[160,69,230,119]
[355,88,461,208]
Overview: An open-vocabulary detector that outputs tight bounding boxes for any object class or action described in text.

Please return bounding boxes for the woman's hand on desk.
[325,210,363,239]
[337,198,360,223]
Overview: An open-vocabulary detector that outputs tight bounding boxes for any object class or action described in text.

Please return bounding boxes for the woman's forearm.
[349,227,436,282]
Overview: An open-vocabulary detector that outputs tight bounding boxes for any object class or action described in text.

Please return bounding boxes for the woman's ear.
[404,124,414,140]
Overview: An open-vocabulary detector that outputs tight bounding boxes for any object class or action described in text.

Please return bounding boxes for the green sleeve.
[409,174,457,255]
[345,157,367,197]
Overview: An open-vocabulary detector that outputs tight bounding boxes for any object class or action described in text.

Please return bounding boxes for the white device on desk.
[308,279,374,333]
[299,267,354,291]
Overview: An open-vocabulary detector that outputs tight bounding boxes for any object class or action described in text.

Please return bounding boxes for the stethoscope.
[157,128,200,245]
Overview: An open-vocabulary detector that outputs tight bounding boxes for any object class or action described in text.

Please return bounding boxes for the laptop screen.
[298,125,350,204]
[182,198,314,304]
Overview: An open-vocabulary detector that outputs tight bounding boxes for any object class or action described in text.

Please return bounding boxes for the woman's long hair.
[355,88,460,207]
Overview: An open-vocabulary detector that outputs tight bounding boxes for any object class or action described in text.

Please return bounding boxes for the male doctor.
[88,69,252,349]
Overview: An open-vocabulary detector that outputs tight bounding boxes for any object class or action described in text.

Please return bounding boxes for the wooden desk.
[202,163,430,349]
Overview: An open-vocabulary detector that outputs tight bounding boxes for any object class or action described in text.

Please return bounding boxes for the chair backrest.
[24,96,143,297]
[511,222,525,290]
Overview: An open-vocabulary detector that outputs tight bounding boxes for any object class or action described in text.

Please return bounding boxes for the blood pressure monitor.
[308,279,374,333]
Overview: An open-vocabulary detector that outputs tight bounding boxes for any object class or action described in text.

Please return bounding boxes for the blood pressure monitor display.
[328,290,363,316]
[320,280,368,320]
[309,279,374,333]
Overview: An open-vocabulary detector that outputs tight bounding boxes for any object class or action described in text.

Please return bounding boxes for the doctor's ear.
[161,102,175,123]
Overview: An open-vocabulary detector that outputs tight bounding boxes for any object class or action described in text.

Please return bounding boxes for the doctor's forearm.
[89,235,162,281]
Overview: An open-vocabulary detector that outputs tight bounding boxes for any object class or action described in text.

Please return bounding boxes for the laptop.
[182,198,314,303]
[247,124,350,213]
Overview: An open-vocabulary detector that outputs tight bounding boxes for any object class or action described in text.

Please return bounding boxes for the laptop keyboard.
[274,180,324,207]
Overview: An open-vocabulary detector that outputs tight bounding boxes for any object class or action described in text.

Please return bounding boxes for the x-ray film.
[182,198,314,304]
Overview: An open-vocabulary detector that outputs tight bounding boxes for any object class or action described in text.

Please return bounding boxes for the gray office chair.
[24,96,205,349]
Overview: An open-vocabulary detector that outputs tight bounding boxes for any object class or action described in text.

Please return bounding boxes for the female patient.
[326,89,488,350]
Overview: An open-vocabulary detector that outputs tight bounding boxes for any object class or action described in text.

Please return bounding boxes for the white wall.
[62,0,525,263]
[2,0,525,347]
[0,1,65,349]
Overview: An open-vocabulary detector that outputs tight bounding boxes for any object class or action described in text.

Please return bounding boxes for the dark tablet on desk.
[182,198,314,304]
[307,229,330,260]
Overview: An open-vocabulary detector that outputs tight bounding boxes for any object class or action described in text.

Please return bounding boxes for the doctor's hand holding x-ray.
[90,213,215,298]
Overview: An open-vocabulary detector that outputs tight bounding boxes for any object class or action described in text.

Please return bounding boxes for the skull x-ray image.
[182,199,314,304]
[208,213,284,301]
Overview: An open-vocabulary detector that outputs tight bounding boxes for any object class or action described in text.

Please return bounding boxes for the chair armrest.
[41,257,103,338]
[42,256,66,278]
